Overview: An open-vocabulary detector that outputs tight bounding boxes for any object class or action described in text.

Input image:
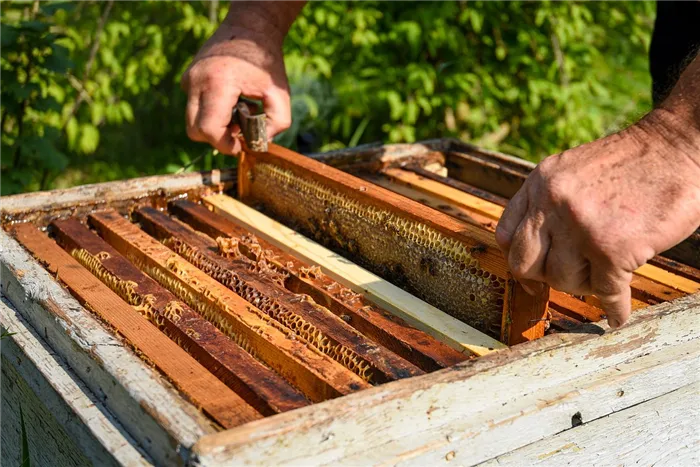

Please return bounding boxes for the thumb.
[591,265,633,329]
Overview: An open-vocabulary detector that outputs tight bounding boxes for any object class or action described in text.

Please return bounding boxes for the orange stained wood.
[169,199,469,371]
[382,168,504,221]
[549,290,606,322]
[368,170,688,310]
[238,144,549,343]
[634,263,700,295]
[51,218,310,415]
[12,223,262,429]
[239,144,511,277]
[88,209,370,402]
[133,206,423,384]
[502,275,549,345]
[583,295,649,312]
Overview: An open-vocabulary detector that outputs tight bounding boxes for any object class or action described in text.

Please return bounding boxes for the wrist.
[224,1,303,46]
[639,108,700,173]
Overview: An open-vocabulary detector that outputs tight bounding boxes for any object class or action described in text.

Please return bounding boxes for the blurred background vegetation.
[1,0,655,195]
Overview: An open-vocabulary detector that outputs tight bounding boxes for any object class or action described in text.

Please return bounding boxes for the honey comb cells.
[246,161,508,336]
[164,236,374,382]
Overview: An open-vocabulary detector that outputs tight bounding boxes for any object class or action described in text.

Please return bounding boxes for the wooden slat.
[630,274,685,304]
[445,150,528,199]
[368,170,688,311]
[134,206,422,384]
[88,209,370,402]
[635,263,700,295]
[648,255,700,283]
[11,223,262,429]
[191,293,700,465]
[549,290,606,322]
[547,308,584,332]
[661,230,700,270]
[405,165,509,207]
[361,173,496,231]
[584,295,649,311]
[51,218,310,416]
[502,277,550,345]
[237,144,548,344]
[169,199,468,372]
[203,194,506,356]
[382,168,504,221]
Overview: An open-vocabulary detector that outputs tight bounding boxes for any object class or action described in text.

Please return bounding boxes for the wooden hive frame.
[1,140,698,466]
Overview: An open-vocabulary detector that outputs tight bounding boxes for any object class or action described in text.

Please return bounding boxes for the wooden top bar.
[89,210,370,402]
[11,223,262,429]
[51,218,310,415]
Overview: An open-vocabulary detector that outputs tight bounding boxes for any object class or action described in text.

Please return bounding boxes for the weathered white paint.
[1,298,150,466]
[0,230,214,465]
[0,169,231,215]
[480,382,700,467]
[204,194,505,357]
[191,294,700,466]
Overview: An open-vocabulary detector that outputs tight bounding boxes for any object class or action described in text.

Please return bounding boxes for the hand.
[496,110,700,328]
[181,22,291,154]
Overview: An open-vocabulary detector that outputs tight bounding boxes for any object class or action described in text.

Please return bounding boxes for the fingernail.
[608,318,620,329]
[521,283,535,295]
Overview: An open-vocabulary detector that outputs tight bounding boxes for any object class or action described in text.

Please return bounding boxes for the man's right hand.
[182,2,304,154]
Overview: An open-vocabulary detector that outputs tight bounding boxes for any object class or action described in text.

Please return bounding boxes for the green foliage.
[285,1,655,159]
[1,1,655,195]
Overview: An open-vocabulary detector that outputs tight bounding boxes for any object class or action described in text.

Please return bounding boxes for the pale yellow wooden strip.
[383,168,505,221]
[635,263,700,294]
[203,194,506,356]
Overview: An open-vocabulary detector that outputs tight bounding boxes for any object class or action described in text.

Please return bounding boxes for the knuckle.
[494,224,511,250]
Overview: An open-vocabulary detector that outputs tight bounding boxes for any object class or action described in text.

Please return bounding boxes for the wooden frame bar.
[169,199,468,371]
[1,298,151,466]
[3,138,698,466]
[366,167,693,312]
[133,206,422,384]
[0,229,215,465]
[88,209,370,402]
[204,194,506,356]
[51,218,310,415]
[191,295,700,465]
[11,223,262,429]
[237,144,548,344]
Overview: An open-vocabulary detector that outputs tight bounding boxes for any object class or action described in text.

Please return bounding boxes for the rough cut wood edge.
[190,293,700,466]
[0,229,214,465]
[203,194,505,356]
[0,169,232,215]
[479,382,700,466]
[0,298,151,466]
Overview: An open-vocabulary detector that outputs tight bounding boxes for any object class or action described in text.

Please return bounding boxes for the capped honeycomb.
[246,162,507,337]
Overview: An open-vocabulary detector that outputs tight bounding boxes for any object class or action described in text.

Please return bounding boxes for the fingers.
[263,85,292,137]
[495,188,529,260]
[545,237,592,295]
[590,264,633,328]
[507,211,550,285]
[195,83,242,155]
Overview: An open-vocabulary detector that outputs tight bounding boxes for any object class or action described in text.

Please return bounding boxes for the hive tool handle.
[232,97,268,153]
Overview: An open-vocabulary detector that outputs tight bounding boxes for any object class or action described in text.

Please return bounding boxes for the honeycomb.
[72,248,160,326]
[247,162,507,337]
[129,253,260,359]
[216,235,288,287]
[163,237,374,382]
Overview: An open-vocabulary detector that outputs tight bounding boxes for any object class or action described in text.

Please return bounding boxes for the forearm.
[225,1,306,43]
[654,54,700,163]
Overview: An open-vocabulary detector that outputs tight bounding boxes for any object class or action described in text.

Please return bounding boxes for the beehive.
[1,139,698,466]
